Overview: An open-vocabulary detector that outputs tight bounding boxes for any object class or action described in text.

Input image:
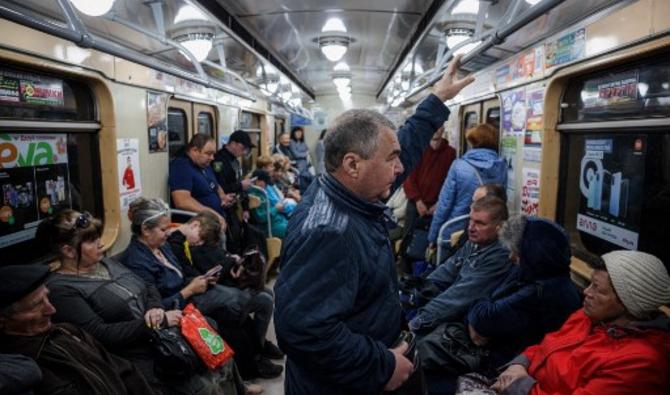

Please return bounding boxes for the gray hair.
[499,214,528,254]
[324,109,396,173]
[128,197,170,235]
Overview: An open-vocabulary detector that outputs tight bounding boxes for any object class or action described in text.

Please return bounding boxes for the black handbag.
[389,331,427,395]
[420,322,490,375]
[149,326,202,378]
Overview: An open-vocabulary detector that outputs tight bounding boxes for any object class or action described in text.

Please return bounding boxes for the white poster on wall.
[117,138,142,210]
[521,168,541,216]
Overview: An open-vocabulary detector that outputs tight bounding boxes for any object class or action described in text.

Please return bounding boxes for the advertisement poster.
[0,133,70,248]
[525,85,545,147]
[514,47,543,80]
[521,168,541,216]
[117,138,142,210]
[147,91,169,153]
[0,68,64,107]
[576,136,645,249]
[581,70,638,110]
[501,88,526,136]
[545,28,585,69]
[501,136,518,203]
[495,63,512,87]
[523,147,542,163]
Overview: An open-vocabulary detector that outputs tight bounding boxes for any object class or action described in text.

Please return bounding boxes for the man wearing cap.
[493,250,670,395]
[212,130,266,255]
[0,264,157,395]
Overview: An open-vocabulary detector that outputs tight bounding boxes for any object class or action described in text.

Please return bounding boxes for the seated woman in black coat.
[121,197,282,380]
[37,209,244,395]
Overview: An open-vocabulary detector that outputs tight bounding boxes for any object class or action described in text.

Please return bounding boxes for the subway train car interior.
[1,0,670,394]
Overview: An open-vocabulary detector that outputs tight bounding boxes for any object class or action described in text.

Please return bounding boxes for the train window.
[486,107,501,129]
[197,112,213,136]
[0,66,95,121]
[464,111,478,131]
[563,56,670,122]
[168,108,187,159]
[0,132,103,265]
[559,132,670,272]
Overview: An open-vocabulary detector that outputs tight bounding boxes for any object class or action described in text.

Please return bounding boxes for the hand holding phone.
[204,264,223,278]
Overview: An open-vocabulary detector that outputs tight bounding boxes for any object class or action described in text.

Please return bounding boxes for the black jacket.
[45,259,162,358]
[274,93,450,395]
[0,324,156,395]
[212,147,248,210]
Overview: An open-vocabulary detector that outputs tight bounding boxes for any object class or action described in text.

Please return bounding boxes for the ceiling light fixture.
[318,17,352,62]
[173,4,208,24]
[445,28,475,49]
[334,61,350,72]
[322,17,347,33]
[452,0,480,15]
[524,0,543,5]
[175,32,213,62]
[319,36,350,62]
[69,0,115,16]
[453,40,481,56]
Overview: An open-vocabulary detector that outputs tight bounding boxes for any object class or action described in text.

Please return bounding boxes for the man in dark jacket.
[0,264,157,395]
[212,130,265,254]
[274,55,474,395]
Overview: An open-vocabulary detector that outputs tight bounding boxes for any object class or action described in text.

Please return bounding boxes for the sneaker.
[244,382,263,395]
[255,357,283,379]
[262,341,284,360]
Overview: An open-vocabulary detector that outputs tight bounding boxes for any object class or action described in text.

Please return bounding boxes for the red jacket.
[402,142,455,207]
[521,309,670,395]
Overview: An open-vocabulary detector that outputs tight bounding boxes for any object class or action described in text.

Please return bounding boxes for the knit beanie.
[602,250,670,319]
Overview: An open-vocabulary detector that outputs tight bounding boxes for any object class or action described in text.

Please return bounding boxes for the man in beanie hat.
[493,250,670,395]
[0,264,158,395]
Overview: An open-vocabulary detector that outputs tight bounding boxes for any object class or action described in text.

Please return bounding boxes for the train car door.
[239,110,264,175]
[460,103,481,154]
[167,99,218,160]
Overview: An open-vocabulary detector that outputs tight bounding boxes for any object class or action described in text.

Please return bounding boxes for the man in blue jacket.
[409,195,511,334]
[274,55,474,395]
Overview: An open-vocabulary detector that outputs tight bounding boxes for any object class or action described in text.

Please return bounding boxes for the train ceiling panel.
[208,0,435,96]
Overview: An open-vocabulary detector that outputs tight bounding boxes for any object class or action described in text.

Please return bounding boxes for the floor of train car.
[255,277,285,394]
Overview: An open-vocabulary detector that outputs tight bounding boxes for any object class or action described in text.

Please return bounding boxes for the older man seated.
[0,264,157,395]
[494,250,670,395]
[409,195,512,334]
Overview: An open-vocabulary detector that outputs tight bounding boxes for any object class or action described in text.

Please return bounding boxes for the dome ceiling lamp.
[170,4,214,63]
[69,0,115,16]
[317,17,353,62]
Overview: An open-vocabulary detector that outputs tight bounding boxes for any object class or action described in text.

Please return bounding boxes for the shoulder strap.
[464,160,483,186]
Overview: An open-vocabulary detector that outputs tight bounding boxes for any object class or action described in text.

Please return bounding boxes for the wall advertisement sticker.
[576,136,645,250]
[0,133,70,248]
[117,138,142,210]
[521,168,540,216]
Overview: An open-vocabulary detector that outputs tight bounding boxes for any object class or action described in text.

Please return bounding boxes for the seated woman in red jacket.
[493,250,670,395]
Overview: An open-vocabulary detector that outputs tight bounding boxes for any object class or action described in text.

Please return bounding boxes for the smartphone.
[204,264,223,278]
[250,176,258,182]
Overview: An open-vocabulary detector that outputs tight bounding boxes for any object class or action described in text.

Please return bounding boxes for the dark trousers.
[399,201,433,274]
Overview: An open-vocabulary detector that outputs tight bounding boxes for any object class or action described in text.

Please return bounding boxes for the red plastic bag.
[181,303,234,370]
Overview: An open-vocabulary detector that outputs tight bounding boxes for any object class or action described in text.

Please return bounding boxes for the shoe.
[244,382,263,395]
[255,357,283,379]
[262,341,284,360]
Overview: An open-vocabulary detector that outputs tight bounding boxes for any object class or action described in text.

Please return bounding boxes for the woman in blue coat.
[428,123,506,244]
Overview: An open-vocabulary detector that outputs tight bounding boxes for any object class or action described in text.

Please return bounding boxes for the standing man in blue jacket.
[274,55,474,395]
